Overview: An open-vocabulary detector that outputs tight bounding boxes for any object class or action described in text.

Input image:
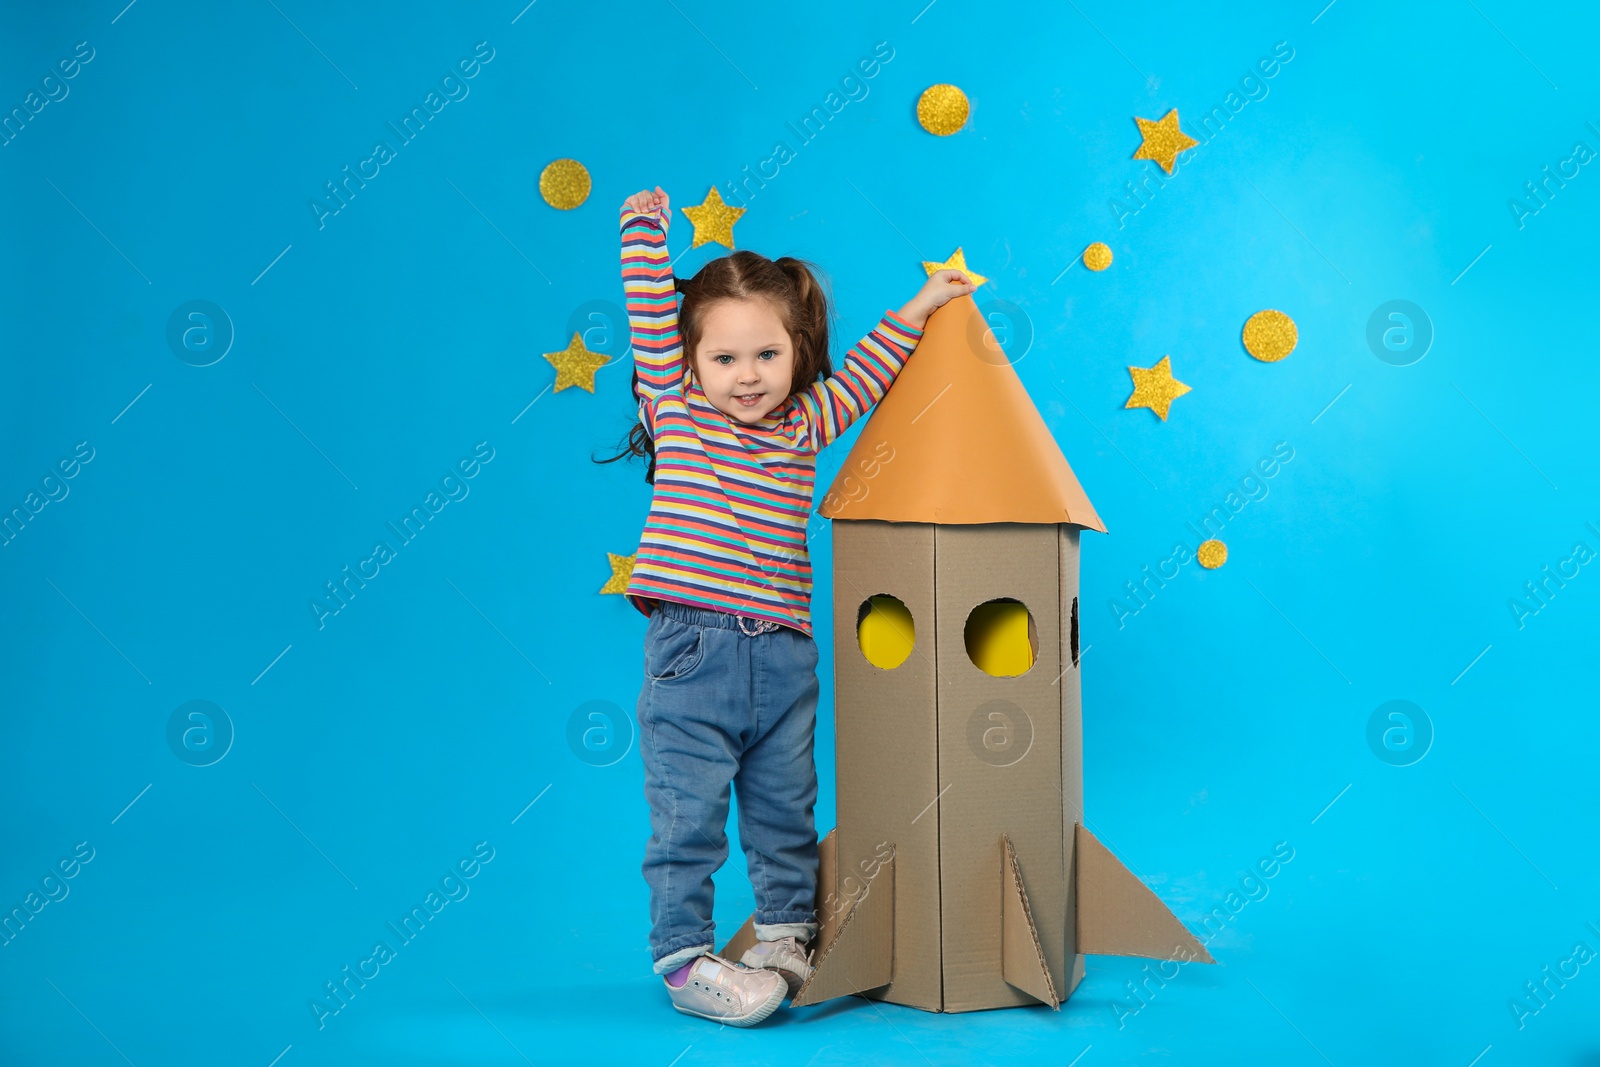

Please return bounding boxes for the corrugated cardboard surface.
[1000,835,1060,1009]
[1075,825,1215,964]
[791,849,895,1006]
[1057,525,1085,998]
[934,522,1066,1011]
[832,519,943,1010]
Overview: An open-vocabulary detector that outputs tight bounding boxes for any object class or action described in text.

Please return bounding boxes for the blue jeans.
[636,599,821,974]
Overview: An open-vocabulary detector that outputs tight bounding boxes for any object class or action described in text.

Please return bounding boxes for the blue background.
[4,0,1597,1063]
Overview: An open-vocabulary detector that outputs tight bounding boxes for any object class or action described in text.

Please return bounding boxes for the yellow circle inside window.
[857,594,915,669]
[964,598,1036,677]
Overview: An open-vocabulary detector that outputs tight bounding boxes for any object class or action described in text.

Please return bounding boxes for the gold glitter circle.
[539,158,591,210]
[1197,539,1228,569]
[1083,242,1113,271]
[917,84,969,136]
[1242,309,1297,362]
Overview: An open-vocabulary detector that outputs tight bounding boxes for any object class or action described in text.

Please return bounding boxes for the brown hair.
[595,251,833,484]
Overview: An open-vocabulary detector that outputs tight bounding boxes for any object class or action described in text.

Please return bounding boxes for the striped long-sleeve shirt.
[620,206,923,637]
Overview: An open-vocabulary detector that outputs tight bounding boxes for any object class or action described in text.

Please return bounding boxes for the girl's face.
[690,297,795,426]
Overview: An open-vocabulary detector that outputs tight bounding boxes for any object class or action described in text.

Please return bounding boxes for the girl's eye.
[759,350,776,360]
[715,355,733,364]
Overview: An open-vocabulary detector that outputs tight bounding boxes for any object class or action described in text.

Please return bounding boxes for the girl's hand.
[622,186,671,224]
[896,268,977,330]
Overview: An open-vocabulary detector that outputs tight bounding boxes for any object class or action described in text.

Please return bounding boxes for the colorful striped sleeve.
[620,207,682,434]
[793,309,923,452]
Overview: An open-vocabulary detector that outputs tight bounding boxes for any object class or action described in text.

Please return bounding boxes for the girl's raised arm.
[620,188,682,433]
[792,309,923,453]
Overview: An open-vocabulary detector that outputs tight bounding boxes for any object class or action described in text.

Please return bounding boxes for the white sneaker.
[739,935,813,999]
[663,952,786,1026]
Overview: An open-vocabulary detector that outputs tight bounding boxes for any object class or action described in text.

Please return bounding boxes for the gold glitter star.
[1125,355,1191,420]
[682,186,746,249]
[600,551,636,594]
[543,332,610,393]
[921,247,987,288]
[1132,110,1198,174]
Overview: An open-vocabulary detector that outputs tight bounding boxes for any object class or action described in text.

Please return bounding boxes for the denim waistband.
[654,598,786,636]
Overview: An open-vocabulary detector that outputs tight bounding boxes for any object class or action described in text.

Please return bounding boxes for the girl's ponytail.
[773,257,833,388]
[592,368,659,484]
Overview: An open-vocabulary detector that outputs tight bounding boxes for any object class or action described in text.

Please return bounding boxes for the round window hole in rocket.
[964,597,1037,677]
[857,593,915,669]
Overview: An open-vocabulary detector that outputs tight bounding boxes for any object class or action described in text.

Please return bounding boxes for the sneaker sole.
[671,979,786,1027]
[775,965,810,1000]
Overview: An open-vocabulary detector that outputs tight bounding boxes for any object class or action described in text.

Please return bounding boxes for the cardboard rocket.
[720,294,1214,1012]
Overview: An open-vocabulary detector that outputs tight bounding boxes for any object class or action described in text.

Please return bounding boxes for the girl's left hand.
[896,268,977,329]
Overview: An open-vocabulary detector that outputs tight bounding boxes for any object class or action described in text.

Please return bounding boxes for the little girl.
[607,185,972,1026]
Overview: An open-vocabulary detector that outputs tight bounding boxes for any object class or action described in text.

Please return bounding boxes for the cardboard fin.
[790,847,895,1007]
[1075,824,1215,964]
[1000,835,1060,1009]
[719,828,839,964]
